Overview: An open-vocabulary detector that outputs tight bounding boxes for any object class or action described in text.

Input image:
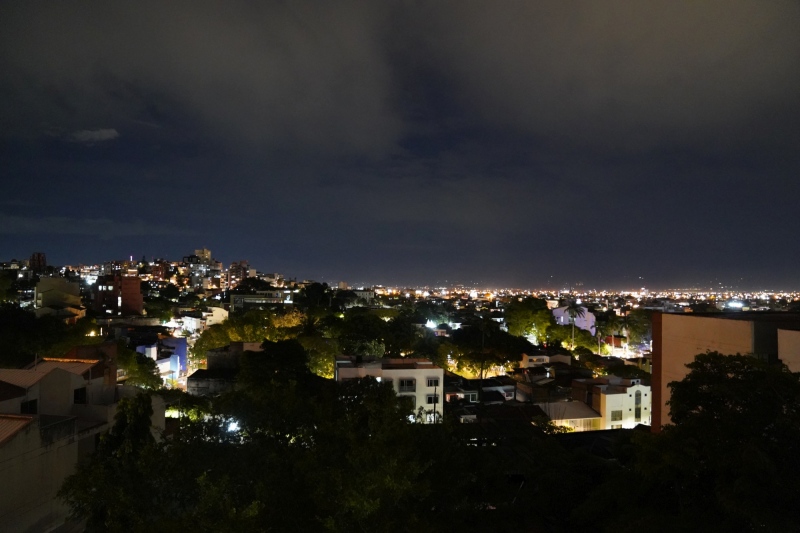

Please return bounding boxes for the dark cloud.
[0,214,196,240]
[67,128,119,143]
[1,1,798,289]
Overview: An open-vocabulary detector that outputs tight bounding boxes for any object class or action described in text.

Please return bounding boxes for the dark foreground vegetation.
[59,347,800,532]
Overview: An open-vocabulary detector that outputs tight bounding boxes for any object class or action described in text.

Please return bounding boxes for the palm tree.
[564,298,585,351]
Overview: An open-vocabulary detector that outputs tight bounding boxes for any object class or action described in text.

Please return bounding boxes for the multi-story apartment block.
[228,260,252,289]
[334,357,445,423]
[93,275,144,315]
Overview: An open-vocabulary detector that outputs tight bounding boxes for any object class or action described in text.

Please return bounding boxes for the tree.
[564,299,585,351]
[504,296,548,337]
[295,282,331,310]
[160,283,180,301]
[383,312,420,357]
[116,343,162,389]
[573,352,800,532]
[338,311,388,356]
[0,271,15,302]
[59,393,158,532]
[191,310,277,363]
[450,316,533,379]
[624,309,652,347]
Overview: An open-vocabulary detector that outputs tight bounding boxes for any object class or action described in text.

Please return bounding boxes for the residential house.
[552,305,596,335]
[0,360,164,532]
[334,357,444,423]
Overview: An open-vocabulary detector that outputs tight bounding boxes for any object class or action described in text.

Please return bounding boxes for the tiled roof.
[0,368,54,388]
[31,361,96,376]
[0,415,34,446]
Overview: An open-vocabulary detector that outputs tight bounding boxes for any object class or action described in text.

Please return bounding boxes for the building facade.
[335,357,445,423]
[651,312,800,431]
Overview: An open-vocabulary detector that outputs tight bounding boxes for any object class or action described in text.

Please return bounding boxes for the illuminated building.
[651,312,800,432]
[334,357,445,423]
[93,275,144,316]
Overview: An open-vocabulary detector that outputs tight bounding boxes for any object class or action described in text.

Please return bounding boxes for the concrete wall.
[0,417,105,533]
[778,329,800,373]
[653,313,753,430]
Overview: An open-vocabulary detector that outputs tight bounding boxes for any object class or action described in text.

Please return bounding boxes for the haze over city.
[2,1,799,288]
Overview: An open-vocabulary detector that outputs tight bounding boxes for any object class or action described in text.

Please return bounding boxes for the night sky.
[1,1,799,290]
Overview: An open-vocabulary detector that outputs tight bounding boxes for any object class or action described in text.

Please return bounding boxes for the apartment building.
[334,357,444,423]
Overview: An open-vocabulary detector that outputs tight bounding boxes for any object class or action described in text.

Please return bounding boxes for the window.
[74,387,87,405]
[427,378,439,388]
[611,410,622,422]
[635,391,642,422]
[21,399,38,414]
[399,379,415,392]
[611,424,622,429]
[426,394,439,405]
[467,393,478,403]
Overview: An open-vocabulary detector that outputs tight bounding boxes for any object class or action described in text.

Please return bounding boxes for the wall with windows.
[335,358,444,423]
[598,383,651,429]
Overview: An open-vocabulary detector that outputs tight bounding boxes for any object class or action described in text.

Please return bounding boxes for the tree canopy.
[572,351,800,532]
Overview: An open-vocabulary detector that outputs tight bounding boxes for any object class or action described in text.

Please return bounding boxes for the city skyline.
[2,1,799,289]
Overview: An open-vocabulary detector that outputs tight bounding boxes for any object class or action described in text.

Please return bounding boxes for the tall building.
[93,275,144,316]
[228,261,252,289]
[29,252,46,273]
[195,248,212,262]
[651,312,800,432]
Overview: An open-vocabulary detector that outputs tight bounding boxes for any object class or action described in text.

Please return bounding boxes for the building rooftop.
[336,357,440,370]
[682,311,800,330]
[0,368,55,388]
[0,415,34,446]
[537,400,600,421]
[27,360,97,376]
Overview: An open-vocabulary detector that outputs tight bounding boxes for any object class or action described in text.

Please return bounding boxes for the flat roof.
[536,401,600,421]
[670,311,800,330]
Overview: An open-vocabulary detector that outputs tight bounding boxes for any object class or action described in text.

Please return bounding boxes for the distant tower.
[29,252,47,273]
[195,248,212,263]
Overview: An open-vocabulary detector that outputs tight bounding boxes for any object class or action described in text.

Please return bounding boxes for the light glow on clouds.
[67,128,120,143]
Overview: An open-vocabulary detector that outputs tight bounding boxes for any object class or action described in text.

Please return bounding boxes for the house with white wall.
[571,376,651,429]
[552,305,596,335]
[335,357,444,423]
[0,361,165,532]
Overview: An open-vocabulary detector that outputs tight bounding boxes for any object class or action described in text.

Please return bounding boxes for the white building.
[552,305,596,336]
[537,400,602,432]
[181,307,229,334]
[334,357,444,423]
[537,376,651,432]
[571,376,651,429]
